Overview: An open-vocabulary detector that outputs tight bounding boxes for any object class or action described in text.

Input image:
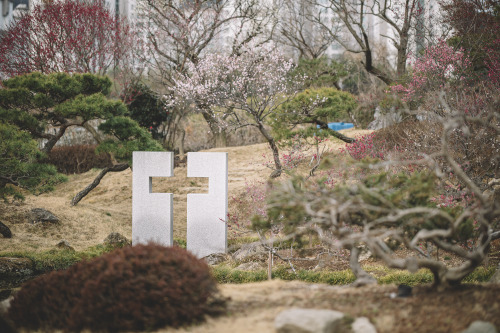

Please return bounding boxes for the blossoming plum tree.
[138,0,276,148]
[174,43,298,177]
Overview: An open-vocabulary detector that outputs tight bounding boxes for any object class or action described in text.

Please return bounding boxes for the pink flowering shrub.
[226,180,269,236]
[340,133,385,160]
[485,38,500,86]
[390,40,472,103]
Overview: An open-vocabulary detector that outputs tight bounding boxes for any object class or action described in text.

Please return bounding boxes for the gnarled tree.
[138,0,277,148]
[0,72,162,206]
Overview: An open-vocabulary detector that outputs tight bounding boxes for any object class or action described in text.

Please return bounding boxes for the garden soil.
[1,128,500,332]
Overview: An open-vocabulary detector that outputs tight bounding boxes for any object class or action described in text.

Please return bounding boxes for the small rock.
[55,240,75,252]
[275,308,344,333]
[0,296,12,315]
[103,232,131,247]
[203,253,229,265]
[488,178,500,187]
[235,262,265,271]
[352,317,377,333]
[397,284,412,297]
[0,257,34,277]
[359,250,372,262]
[27,208,59,224]
[489,263,500,284]
[232,241,267,261]
[0,222,12,238]
[461,321,498,333]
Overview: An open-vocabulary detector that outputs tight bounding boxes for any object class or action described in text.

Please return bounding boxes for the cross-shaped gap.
[150,176,209,194]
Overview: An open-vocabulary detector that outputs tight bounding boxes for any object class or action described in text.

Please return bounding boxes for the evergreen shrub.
[8,244,224,332]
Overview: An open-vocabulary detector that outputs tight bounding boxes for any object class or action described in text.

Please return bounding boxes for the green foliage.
[378,94,404,114]
[376,269,434,285]
[0,72,126,144]
[0,72,112,110]
[97,116,163,164]
[290,57,348,89]
[462,266,496,283]
[0,244,122,272]
[211,264,494,285]
[212,265,268,283]
[121,82,168,140]
[8,245,223,332]
[272,87,357,141]
[1,72,163,176]
[0,122,66,201]
[254,170,478,249]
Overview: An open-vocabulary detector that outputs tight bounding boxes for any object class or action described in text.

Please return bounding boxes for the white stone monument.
[132,151,228,258]
[187,152,228,258]
[132,151,174,246]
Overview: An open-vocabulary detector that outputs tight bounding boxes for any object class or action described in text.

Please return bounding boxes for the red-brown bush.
[8,244,224,332]
[48,145,112,174]
[372,120,499,179]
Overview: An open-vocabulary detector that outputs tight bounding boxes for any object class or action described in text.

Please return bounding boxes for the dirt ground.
[1,128,499,333]
[160,280,500,333]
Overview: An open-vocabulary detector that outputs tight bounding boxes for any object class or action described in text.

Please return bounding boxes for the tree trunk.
[361,32,393,85]
[41,125,69,154]
[257,123,282,178]
[71,163,129,206]
[213,131,228,148]
[201,111,227,148]
[316,120,356,143]
[396,42,409,80]
[178,128,186,160]
[349,247,377,286]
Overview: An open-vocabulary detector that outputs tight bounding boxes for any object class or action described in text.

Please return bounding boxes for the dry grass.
[1,128,500,333]
[0,129,370,253]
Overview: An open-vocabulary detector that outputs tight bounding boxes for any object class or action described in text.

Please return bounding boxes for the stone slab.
[187,152,227,258]
[275,308,344,333]
[132,151,173,246]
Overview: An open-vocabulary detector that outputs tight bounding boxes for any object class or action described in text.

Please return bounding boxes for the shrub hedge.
[8,244,224,332]
[48,144,112,174]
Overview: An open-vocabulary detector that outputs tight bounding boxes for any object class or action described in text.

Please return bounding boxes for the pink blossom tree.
[173,43,300,177]
[389,40,472,105]
[0,0,133,78]
[138,0,276,148]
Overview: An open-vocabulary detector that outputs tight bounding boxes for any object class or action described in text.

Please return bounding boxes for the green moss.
[227,236,260,250]
[377,269,434,286]
[173,238,187,249]
[463,266,496,283]
[212,264,495,286]
[0,244,121,272]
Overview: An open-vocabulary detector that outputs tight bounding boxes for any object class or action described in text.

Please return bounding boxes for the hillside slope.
[0,129,369,253]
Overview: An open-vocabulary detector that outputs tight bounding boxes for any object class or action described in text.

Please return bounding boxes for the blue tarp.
[317,122,354,131]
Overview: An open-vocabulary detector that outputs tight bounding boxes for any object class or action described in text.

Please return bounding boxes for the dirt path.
[160,279,500,333]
